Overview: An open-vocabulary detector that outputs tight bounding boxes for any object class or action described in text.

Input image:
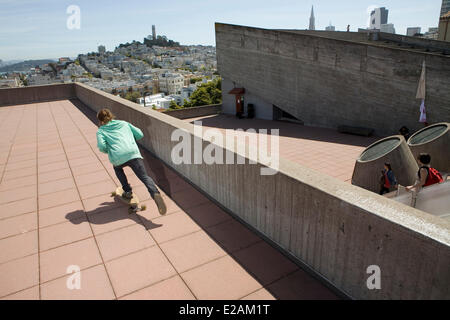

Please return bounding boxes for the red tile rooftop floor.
[0,100,339,300]
[186,115,379,183]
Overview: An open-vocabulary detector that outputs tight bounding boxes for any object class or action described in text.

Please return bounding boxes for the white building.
[423,27,439,40]
[62,63,86,77]
[325,23,335,31]
[370,7,389,30]
[158,73,184,95]
[0,78,20,88]
[380,23,396,34]
[181,85,197,100]
[138,93,175,109]
[100,69,113,80]
[169,94,184,106]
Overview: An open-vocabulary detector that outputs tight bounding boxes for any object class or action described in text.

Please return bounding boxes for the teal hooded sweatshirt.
[96,120,144,167]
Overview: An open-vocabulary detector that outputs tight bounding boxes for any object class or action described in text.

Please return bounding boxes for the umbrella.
[416,60,426,123]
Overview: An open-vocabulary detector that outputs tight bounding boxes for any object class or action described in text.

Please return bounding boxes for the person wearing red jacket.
[406,153,444,192]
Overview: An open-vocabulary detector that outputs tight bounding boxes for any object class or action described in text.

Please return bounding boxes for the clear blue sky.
[0,0,443,61]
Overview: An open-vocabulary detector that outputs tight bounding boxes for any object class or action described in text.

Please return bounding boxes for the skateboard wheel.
[141,205,147,211]
[111,192,117,197]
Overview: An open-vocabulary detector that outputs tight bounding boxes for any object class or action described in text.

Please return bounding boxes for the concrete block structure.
[352,136,418,193]
[215,23,450,136]
[408,122,450,173]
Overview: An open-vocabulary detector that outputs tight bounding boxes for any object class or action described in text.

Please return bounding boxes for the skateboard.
[112,187,147,214]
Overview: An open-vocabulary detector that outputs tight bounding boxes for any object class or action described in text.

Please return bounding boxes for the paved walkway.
[0,100,339,300]
[186,115,378,183]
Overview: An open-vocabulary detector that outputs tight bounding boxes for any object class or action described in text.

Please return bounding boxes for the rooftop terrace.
[184,114,377,183]
[1,83,448,300]
[0,99,338,300]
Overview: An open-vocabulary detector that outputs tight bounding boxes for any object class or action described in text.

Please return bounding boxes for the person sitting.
[380,163,398,195]
[406,153,444,192]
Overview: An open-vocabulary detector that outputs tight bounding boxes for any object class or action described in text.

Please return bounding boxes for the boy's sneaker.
[122,191,133,200]
[154,193,167,215]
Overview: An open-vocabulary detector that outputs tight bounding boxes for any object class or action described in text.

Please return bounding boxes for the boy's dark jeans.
[113,158,159,199]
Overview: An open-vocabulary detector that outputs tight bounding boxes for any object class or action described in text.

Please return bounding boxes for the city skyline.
[0,0,444,61]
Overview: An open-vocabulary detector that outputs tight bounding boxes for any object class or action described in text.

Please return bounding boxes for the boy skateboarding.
[96,108,167,215]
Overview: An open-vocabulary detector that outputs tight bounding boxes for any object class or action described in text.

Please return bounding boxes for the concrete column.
[352,135,419,193]
[407,122,450,174]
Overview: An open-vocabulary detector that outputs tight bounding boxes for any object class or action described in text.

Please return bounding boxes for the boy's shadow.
[65,197,162,231]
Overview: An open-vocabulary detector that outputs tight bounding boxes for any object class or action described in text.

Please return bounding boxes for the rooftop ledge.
[1,83,449,300]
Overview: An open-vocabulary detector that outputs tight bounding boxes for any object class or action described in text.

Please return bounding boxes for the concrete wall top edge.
[0,82,74,91]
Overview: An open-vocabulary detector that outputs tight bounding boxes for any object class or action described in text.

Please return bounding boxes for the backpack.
[420,166,444,187]
[383,172,390,188]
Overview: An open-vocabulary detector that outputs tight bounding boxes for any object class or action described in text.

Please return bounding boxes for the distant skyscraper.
[325,22,335,31]
[152,25,156,40]
[309,6,315,30]
[424,27,439,40]
[380,23,395,34]
[370,7,389,30]
[441,0,450,16]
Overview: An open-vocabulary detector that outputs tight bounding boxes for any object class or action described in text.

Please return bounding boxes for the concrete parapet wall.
[378,32,450,52]
[163,104,222,119]
[74,82,450,299]
[215,23,450,136]
[0,83,76,107]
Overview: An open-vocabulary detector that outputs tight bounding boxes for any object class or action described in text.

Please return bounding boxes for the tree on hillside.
[48,63,57,74]
[144,35,180,48]
[190,77,203,84]
[169,100,183,110]
[185,87,212,107]
[124,91,141,103]
[19,74,28,86]
[184,78,222,108]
